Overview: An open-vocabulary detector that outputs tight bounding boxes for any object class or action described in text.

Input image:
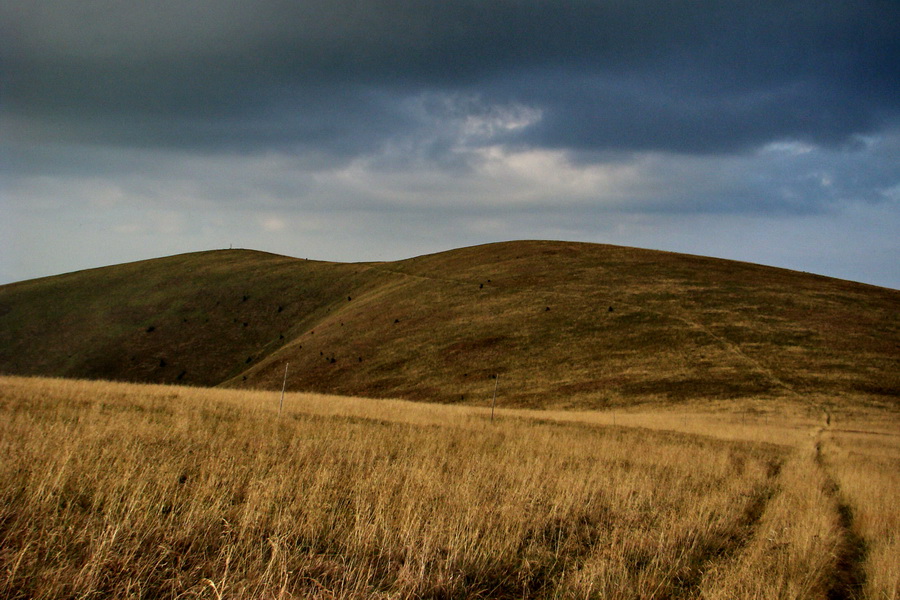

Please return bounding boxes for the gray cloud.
[4,0,898,154]
[2,0,899,288]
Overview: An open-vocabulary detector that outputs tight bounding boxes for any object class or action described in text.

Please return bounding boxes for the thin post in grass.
[279,363,289,416]
[491,374,499,424]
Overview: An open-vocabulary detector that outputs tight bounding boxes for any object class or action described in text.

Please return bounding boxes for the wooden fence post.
[491,374,499,424]
[280,363,289,416]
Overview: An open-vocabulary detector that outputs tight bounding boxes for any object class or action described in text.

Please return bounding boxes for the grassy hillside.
[0,250,382,387]
[1,240,897,408]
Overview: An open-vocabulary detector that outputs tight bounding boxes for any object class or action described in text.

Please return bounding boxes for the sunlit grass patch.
[0,376,789,599]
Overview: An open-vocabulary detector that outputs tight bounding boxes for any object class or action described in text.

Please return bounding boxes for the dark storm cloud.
[3,0,898,156]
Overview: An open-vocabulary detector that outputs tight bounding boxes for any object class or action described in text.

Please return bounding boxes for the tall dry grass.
[1,376,896,599]
[820,426,900,600]
[697,436,845,599]
[566,405,900,600]
[1,376,784,599]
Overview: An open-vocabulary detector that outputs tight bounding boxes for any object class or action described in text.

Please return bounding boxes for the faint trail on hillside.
[667,310,801,397]
[829,428,900,437]
[360,263,802,402]
[361,264,477,288]
[814,430,868,600]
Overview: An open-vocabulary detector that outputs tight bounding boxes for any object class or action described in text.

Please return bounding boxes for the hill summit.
[1,241,897,408]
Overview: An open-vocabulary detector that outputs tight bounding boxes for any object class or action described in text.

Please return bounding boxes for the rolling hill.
[1,240,897,409]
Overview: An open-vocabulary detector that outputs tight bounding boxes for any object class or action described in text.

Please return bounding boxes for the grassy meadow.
[2,376,897,599]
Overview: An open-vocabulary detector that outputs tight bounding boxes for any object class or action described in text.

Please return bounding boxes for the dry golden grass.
[819,426,900,600]
[1,376,897,599]
[698,436,845,599]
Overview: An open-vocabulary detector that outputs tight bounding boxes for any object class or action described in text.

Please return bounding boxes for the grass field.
[1,376,897,599]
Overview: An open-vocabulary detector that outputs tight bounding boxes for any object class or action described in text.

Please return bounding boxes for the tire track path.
[815,431,868,600]
[663,458,784,600]
[536,455,784,600]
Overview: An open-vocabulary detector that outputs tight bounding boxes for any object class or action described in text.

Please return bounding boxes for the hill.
[1,240,897,408]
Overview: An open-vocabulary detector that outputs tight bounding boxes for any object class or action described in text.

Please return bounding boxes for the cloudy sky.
[2,0,899,288]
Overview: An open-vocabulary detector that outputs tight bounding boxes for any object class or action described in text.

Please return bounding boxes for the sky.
[2,0,899,289]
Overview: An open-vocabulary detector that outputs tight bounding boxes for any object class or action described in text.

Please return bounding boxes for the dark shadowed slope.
[0,250,383,387]
[1,241,897,408]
